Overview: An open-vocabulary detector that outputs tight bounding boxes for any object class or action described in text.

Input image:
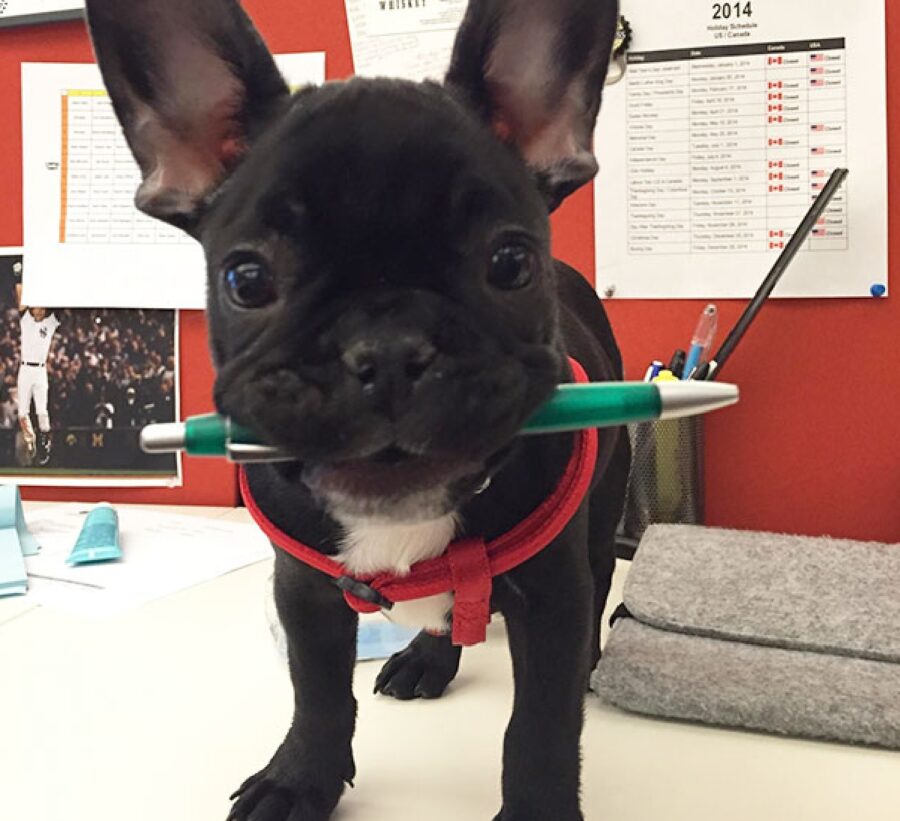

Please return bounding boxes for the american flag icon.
[817,218,826,226]
[811,147,825,155]
[811,53,826,61]
[811,79,825,87]
[812,182,824,190]
[811,124,825,132]
[811,169,827,177]
[810,66,825,75]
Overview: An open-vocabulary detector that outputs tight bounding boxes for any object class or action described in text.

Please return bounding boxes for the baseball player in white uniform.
[15,275,59,465]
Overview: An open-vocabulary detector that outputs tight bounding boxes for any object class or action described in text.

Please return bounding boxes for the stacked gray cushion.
[591,525,900,748]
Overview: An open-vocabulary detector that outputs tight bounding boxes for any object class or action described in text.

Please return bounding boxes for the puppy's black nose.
[341,334,437,395]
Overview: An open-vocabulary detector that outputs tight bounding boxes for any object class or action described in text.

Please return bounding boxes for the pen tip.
[140,422,186,453]
[657,381,739,420]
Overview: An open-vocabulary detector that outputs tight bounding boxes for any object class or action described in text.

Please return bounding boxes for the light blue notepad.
[0,485,40,597]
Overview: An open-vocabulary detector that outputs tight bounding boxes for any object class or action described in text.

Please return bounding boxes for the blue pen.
[683,304,718,379]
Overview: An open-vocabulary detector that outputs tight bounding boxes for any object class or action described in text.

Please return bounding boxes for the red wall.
[1,3,897,541]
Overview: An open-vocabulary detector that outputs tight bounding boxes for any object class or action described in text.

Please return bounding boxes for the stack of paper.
[24,505,273,615]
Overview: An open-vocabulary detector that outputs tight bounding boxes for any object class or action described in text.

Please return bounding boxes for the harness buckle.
[335,576,394,610]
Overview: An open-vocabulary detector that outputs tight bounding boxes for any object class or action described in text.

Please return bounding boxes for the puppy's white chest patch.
[337,515,457,633]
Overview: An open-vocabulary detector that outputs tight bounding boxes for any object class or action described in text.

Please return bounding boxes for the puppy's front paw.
[227,757,351,821]
[374,631,461,700]
[492,809,584,821]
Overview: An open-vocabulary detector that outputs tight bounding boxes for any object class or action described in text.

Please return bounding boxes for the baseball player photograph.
[0,251,179,483]
[14,266,59,465]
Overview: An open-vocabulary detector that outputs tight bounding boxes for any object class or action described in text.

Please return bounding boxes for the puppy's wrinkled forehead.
[210,80,548,250]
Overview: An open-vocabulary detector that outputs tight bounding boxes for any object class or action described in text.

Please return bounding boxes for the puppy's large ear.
[446,0,618,211]
[85,0,289,230]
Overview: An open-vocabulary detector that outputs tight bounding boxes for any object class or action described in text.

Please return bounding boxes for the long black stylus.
[700,167,849,380]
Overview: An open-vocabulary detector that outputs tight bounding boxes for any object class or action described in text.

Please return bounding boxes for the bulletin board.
[0,3,897,542]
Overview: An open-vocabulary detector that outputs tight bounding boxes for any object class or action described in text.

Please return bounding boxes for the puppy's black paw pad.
[373,642,459,701]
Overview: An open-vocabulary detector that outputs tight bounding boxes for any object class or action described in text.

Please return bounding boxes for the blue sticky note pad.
[0,485,39,597]
[357,620,420,661]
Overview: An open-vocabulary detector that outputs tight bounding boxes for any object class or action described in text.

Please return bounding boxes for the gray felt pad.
[623,525,900,663]
[592,525,900,748]
[593,619,900,749]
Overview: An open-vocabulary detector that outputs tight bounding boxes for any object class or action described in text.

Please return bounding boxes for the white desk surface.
[2,504,898,821]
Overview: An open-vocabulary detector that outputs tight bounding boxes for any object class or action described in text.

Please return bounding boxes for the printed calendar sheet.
[594,0,887,298]
[22,54,326,310]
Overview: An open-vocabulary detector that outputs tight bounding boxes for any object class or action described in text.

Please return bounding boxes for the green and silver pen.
[141,381,739,463]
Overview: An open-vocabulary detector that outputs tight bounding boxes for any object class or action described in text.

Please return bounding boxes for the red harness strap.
[240,358,598,647]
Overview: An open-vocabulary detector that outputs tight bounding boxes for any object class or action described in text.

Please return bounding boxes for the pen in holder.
[621,417,704,546]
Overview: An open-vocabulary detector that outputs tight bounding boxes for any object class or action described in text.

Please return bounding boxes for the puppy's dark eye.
[222,256,276,308]
[488,244,536,291]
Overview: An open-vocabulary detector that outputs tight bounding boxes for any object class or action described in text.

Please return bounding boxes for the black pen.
[669,349,686,379]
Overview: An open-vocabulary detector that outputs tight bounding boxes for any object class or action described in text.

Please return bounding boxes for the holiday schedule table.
[626,38,847,257]
[594,0,885,299]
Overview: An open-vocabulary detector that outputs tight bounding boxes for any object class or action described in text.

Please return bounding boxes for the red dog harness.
[240,359,598,647]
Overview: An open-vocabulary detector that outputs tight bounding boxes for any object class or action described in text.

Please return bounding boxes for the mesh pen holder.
[621,417,704,543]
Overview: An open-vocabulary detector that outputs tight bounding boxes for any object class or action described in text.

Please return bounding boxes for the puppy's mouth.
[303,445,483,500]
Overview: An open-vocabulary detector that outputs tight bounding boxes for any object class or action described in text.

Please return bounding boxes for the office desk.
[2,505,898,820]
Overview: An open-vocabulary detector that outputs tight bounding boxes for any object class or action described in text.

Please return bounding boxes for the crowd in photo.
[0,306,176,431]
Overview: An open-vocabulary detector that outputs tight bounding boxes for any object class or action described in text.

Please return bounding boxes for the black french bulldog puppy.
[86,0,629,818]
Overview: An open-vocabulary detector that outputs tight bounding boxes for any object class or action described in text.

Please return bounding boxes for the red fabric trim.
[448,538,492,646]
[240,357,598,645]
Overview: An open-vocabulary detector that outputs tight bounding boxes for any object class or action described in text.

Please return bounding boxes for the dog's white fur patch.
[337,514,457,632]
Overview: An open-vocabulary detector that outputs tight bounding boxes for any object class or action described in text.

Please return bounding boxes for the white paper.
[344,0,465,81]
[0,0,81,25]
[21,53,326,310]
[23,505,272,615]
[594,0,888,299]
